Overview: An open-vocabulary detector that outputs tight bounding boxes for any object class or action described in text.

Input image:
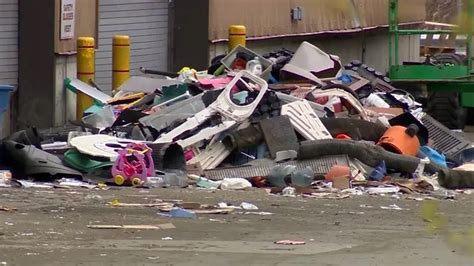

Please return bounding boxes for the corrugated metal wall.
[0,0,18,86]
[96,0,169,94]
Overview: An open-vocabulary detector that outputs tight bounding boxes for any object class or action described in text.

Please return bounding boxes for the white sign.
[60,0,76,40]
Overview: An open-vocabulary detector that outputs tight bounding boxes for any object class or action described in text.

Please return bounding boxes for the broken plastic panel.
[115,76,182,94]
[65,78,112,105]
[154,71,268,148]
[276,92,326,117]
[310,88,369,121]
[281,41,342,84]
[139,94,206,133]
[69,135,141,161]
[221,45,273,81]
[187,142,233,170]
[281,100,332,141]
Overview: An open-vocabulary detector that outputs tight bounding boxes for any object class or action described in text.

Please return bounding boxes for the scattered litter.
[219,178,252,190]
[240,202,259,210]
[304,193,350,200]
[192,208,234,214]
[367,186,401,194]
[85,194,103,201]
[209,218,226,223]
[274,240,306,245]
[217,202,229,208]
[282,187,296,197]
[244,211,273,216]
[380,204,407,211]
[348,211,365,215]
[405,196,427,201]
[57,178,96,189]
[0,206,17,213]
[0,32,472,215]
[16,180,54,189]
[158,208,196,219]
[87,223,175,230]
[108,199,173,208]
[196,177,221,189]
[0,171,12,188]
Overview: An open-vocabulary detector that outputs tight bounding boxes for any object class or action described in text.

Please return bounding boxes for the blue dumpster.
[0,85,14,128]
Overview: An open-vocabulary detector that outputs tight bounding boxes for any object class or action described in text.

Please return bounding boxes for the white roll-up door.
[96,0,169,94]
[0,0,18,86]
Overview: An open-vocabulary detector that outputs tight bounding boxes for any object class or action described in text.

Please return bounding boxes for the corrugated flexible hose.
[298,139,474,189]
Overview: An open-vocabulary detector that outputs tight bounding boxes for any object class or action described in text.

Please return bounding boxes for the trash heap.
[1,41,474,198]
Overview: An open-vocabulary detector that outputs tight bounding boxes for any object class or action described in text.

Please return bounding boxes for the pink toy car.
[111,143,154,186]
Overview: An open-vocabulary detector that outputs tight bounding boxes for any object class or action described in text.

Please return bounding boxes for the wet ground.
[0,128,473,265]
[0,187,473,266]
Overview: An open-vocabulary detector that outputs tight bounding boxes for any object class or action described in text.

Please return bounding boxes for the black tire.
[426,92,467,130]
[432,53,467,65]
[433,53,468,125]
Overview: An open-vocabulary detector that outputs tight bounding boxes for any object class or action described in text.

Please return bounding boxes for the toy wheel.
[114,175,125,186]
[131,177,143,187]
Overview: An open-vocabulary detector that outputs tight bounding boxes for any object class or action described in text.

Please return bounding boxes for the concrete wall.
[54,55,77,126]
[209,32,420,75]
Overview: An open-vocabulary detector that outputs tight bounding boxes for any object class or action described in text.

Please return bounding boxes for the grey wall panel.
[0,0,18,86]
[96,0,169,94]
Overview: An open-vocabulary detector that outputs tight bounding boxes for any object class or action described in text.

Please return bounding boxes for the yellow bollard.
[228,25,246,52]
[76,37,95,119]
[112,35,130,93]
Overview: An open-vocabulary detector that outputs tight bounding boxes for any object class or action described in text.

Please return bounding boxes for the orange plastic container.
[377,125,420,156]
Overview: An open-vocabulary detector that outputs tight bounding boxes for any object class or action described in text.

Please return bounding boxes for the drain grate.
[421,114,471,160]
[204,155,350,181]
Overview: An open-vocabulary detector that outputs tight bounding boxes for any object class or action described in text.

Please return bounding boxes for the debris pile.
[1,41,474,198]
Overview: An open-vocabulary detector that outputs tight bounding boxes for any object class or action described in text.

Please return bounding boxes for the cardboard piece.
[332,175,351,190]
[108,201,174,208]
[365,107,404,117]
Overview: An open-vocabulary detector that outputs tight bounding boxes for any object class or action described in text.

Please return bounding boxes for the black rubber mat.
[259,116,299,159]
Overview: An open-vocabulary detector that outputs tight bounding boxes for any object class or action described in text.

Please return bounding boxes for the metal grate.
[421,114,471,160]
[204,155,350,181]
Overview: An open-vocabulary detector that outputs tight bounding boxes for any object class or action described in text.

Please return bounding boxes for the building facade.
[0,0,426,136]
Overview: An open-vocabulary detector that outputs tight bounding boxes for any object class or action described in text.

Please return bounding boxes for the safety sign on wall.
[60,0,76,40]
